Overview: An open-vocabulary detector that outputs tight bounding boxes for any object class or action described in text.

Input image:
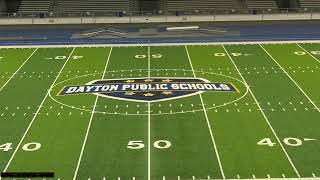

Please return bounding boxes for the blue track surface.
[0,22,320,45]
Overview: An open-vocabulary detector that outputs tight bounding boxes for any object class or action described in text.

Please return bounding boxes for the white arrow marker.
[45,57,53,60]
[244,54,252,56]
[72,56,84,60]
[304,138,317,141]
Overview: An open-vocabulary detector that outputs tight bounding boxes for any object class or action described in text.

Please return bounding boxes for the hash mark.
[267,174,271,178]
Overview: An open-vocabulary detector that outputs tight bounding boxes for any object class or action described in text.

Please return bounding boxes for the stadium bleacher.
[133,0,164,12]
[54,0,130,13]
[18,0,320,15]
[299,0,320,8]
[246,0,278,9]
[166,0,239,11]
[18,0,51,13]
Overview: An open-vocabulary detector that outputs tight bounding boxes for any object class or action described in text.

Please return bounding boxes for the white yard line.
[73,47,113,180]
[147,43,151,180]
[1,47,76,178]
[0,48,38,92]
[185,45,226,179]
[148,44,151,78]
[222,45,301,177]
[296,43,320,64]
[148,101,151,180]
[260,44,320,113]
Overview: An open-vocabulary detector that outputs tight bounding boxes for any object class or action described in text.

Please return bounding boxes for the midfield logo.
[58,78,239,102]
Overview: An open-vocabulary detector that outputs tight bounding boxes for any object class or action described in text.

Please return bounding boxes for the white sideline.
[185,45,226,179]
[0,48,38,92]
[260,44,320,113]
[210,178,320,180]
[73,47,113,180]
[0,47,76,178]
[222,45,301,177]
[0,40,320,48]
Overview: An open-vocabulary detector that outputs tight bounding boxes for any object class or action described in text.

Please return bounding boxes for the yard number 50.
[127,140,171,149]
[135,54,162,59]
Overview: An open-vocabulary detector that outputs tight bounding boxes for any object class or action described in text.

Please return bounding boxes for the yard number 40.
[257,137,313,147]
[294,51,320,55]
[0,142,41,152]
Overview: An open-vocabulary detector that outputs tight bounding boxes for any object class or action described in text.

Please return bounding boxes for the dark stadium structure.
[1,0,319,15]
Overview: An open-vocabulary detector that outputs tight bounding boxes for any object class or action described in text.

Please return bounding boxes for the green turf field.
[0,43,319,180]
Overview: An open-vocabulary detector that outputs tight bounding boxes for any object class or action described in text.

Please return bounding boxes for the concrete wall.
[0,13,319,25]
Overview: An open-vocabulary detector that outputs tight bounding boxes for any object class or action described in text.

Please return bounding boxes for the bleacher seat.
[299,0,320,8]
[246,0,278,9]
[167,0,239,11]
[18,0,51,13]
[55,0,130,12]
